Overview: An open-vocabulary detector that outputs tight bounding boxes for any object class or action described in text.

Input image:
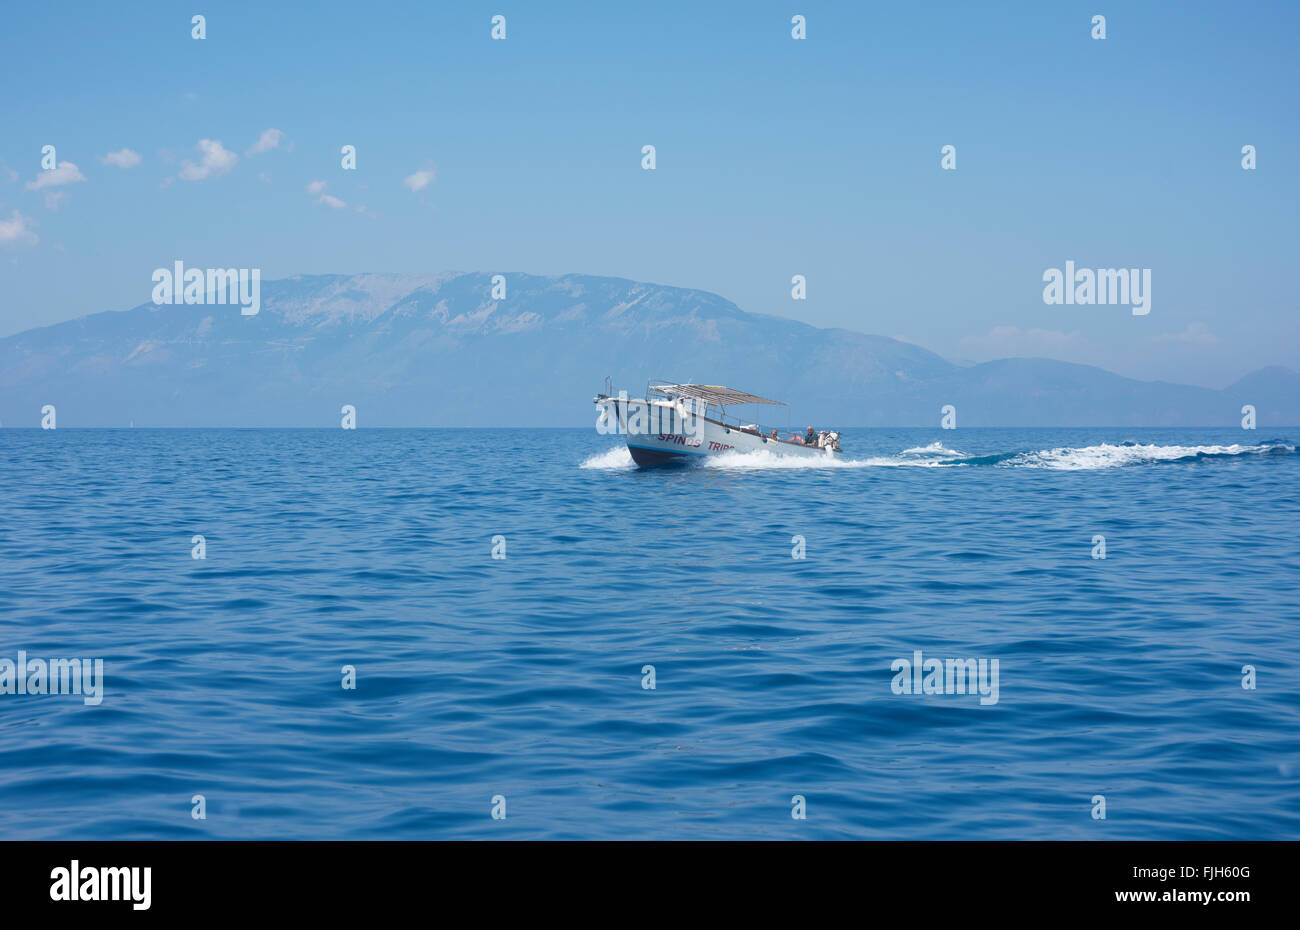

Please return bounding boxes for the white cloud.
[1156,322,1219,345]
[306,179,346,209]
[246,128,284,156]
[960,325,1084,356]
[178,139,238,181]
[99,148,142,169]
[403,166,435,192]
[43,191,67,211]
[25,161,87,191]
[0,209,38,246]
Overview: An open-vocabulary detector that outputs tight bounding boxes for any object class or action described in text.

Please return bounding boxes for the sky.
[1,0,1297,388]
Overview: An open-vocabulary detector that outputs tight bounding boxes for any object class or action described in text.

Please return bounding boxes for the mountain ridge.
[1,272,1296,428]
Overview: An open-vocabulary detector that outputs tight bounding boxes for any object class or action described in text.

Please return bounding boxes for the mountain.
[0,272,1294,427]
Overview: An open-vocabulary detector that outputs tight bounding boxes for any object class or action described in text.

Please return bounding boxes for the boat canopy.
[652,383,787,407]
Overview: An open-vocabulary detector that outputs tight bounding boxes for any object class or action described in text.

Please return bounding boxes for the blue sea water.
[0,427,1297,840]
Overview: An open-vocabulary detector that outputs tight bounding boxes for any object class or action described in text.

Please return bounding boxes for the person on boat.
[769,429,779,440]
[804,426,817,445]
[791,432,804,444]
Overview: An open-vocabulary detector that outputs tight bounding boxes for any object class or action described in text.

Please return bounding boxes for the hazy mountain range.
[1,272,1296,427]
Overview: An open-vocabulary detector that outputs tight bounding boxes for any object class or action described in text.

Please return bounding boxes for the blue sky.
[1,0,1296,387]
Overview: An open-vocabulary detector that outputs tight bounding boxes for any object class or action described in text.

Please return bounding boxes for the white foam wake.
[998,441,1293,470]
[579,446,636,469]
[581,440,1293,471]
[700,449,874,469]
[899,441,965,457]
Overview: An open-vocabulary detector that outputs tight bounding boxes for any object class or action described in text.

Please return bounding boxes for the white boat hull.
[595,396,838,466]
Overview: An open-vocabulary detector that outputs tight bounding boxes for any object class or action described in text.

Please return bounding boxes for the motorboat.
[593,378,841,467]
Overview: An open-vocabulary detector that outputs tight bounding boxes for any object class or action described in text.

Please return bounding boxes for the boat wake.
[948,440,1295,470]
[900,441,966,458]
[579,446,637,470]
[702,450,876,469]
[582,440,1295,471]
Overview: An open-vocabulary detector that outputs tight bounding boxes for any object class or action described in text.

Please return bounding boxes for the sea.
[1,427,1297,839]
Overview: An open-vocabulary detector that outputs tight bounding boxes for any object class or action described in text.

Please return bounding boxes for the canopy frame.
[646,380,787,409]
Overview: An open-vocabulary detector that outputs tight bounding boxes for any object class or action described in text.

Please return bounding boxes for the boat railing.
[603,378,839,450]
[713,408,765,433]
[638,378,834,446]
[646,382,780,436]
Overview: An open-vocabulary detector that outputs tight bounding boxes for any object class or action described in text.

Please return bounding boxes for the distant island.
[1,272,1295,427]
